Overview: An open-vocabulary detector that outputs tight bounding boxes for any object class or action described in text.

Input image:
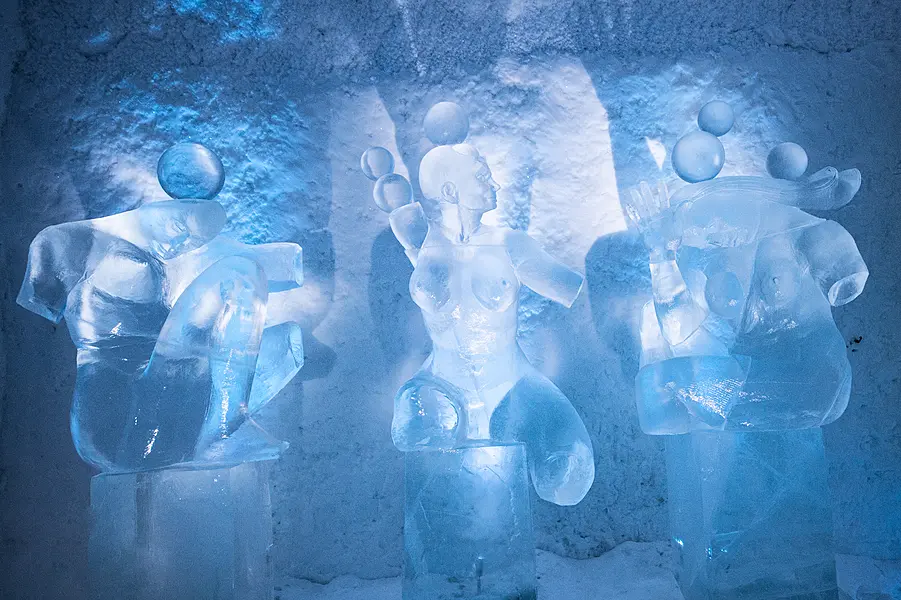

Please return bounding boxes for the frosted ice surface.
[373,172,413,212]
[359,146,394,181]
[697,100,735,137]
[423,101,469,145]
[627,172,867,433]
[18,148,305,472]
[362,141,594,506]
[157,142,225,200]
[767,142,809,180]
[667,429,838,600]
[404,444,536,600]
[672,131,725,183]
[91,462,272,600]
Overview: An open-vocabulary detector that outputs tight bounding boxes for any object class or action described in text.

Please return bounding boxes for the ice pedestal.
[404,443,537,600]
[90,461,273,600]
[666,428,838,600]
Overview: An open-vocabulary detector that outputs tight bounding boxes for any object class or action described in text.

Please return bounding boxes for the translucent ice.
[767,142,809,180]
[404,444,537,600]
[157,142,226,200]
[373,172,413,212]
[18,148,305,472]
[423,101,469,145]
[626,172,867,433]
[359,146,395,181]
[667,429,838,600]
[672,131,725,183]
[697,100,734,137]
[364,143,594,506]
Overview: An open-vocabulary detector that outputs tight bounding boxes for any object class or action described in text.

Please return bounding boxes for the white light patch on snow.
[644,137,667,170]
[485,57,626,267]
[108,157,170,204]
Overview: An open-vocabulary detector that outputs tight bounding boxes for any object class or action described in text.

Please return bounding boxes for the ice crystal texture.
[627,169,867,433]
[17,144,305,471]
[362,135,594,507]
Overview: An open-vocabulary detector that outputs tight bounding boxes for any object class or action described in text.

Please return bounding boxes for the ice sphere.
[359,146,394,181]
[404,444,537,600]
[672,131,725,183]
[628,172,866,433]
[90,461,273,600]
[667,429,838,600]
[697,100,735,136]
[423,101,469,145]
[767,142,809,180]
[157,142,225,200]
[364,142,594,506]
[18,195,305,471]
[373,172,413,212]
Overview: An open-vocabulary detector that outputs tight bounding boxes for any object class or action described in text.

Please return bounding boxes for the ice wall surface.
[1,0,900,598]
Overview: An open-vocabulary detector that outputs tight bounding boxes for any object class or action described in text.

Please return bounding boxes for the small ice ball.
[423,101,469,145]
[705,271,744,319]
[373,173,413,212]
[697,100,735,137]
[767,142,808,181]
[157,142,225,200]
[672,131,725,183]
[360,146,394,181]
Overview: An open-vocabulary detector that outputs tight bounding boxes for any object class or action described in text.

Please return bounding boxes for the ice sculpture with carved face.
[626,167,867,434]
[384,143,595,506]
[18,143,305,472]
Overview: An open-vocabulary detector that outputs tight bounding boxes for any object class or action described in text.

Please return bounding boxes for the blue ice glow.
[157,142,225,200]
[626,169,867,433]
[672,131,725,183]
[17,145,305,471]
[362,125,595,506]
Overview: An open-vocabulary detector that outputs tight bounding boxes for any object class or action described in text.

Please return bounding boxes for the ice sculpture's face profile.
[18,143,305,472]
[420,144,499,214]
[379,140,595,507]
[628,168,867,434]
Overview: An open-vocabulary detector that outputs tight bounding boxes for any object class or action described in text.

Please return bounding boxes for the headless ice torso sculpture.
[627,104,867,600]
[18,142,305,599]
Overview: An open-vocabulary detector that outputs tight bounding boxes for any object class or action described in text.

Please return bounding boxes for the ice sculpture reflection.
[17,143,304,471]
[627,166,867,434]
[364,139,595,506]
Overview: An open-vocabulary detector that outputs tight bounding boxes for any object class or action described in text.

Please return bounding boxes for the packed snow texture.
[0,1,900,599]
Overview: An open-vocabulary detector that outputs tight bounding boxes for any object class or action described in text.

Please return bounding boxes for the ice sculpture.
[361,104,593,599]
[367,141,595,507]
[627,170,866,434]
[629,108,867,600]
[767,141,809,180]
[672,130,726,182]
[697,100,735,137]
[18,146,304,472]
[18,142,304,600]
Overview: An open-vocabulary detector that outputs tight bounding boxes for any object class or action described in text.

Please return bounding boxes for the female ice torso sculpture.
[18,143,305,471]
[627,166,868,434]
[385,144,594,506]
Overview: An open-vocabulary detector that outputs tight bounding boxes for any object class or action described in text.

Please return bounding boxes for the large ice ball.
[360,146,395,181]
[767,142,808,181]
[157,142,225,200]
[423,101,469,145]
[697,100,735,137]
[672,131,725,183]
[373,173,413,212]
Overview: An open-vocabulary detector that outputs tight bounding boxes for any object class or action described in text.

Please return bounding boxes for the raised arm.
[505,229,583,308]
[626,181,707,346]
[389,202,429,266]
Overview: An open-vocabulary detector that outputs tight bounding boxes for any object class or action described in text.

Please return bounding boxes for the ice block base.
[666,428,838,600]
[403,443,537,600]
[90,461,273,600]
